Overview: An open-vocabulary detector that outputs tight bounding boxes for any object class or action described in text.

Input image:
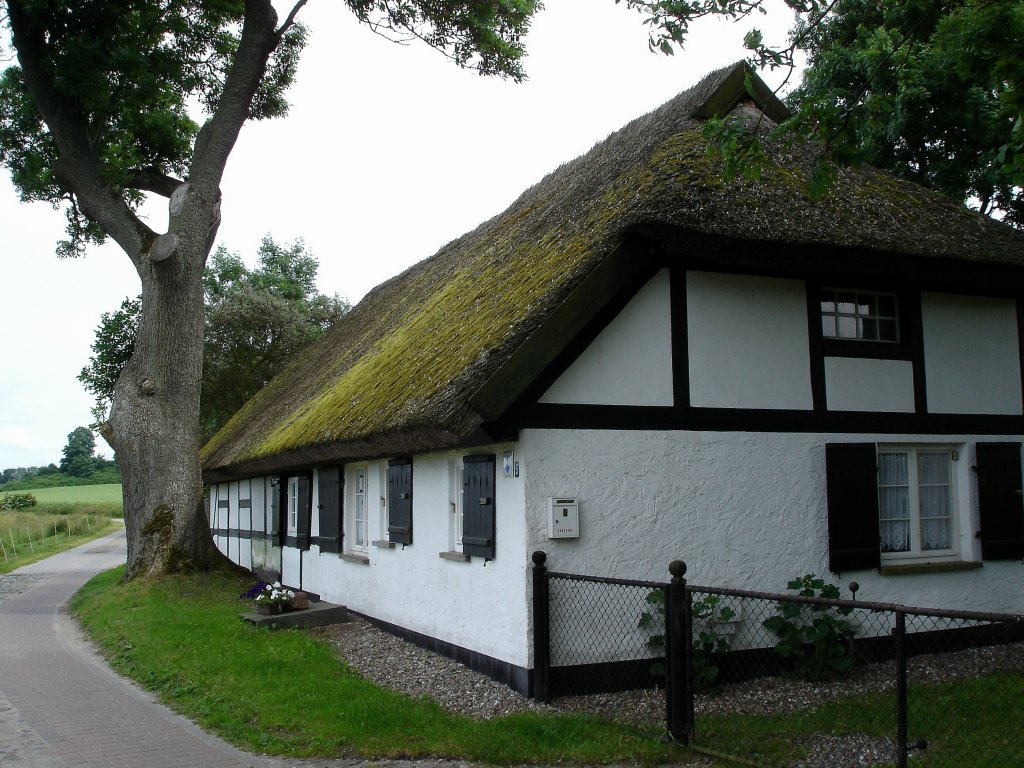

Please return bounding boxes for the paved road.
[0,530,653,768]
[0,528,279,768]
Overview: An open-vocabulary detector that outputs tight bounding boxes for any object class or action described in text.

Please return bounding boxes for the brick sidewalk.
[0,529,273,768]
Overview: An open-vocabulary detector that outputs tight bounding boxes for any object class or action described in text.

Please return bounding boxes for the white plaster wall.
[687,272,813,410]
[298,444,531,668]
[239,478,252,531]
[825,357,916,412]
[519,428,1024,616]
[922,293,1023,415]
[540,269,673,406]
[281,546,301,587]
[239,535,252,570]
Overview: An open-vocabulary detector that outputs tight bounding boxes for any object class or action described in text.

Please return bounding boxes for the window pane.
[821,299,836,314]
[877,319,898,342]
[856,295,875,316]
[876,295,896,318]
[918,452,951,551]
[836,292,856,314]
[837,315,858,338]
[918,452,950,484]
[879,453,908,485]
[879,452,910,552]
[822,315,837,337]
[881,520,911,552]
[860,317,879,340]
[920,516,951,550]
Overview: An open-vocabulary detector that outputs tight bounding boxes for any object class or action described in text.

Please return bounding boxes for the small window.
[820,289,898,342]
[286,476,299,536]
[353,467,368,553]
[448,459,464,551]
[878,447,958,562]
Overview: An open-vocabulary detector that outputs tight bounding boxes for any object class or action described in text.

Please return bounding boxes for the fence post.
[666,559,692,745]
[894,609,907,768]
[532,550,550,703]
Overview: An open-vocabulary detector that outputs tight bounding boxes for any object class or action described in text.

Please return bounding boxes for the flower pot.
[286,591,309,611]
[256,603,282,615]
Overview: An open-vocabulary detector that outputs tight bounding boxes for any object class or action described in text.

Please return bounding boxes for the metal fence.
[531,551,1024,768]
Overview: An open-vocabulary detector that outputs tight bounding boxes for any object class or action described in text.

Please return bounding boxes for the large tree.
[0,1,535,577]
[622,0,1022,218]
[789,0,1023,225]
[59,426,96,477]
[80,236,349,443]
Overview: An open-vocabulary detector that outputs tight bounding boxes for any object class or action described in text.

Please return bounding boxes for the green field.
[1,484,122,505]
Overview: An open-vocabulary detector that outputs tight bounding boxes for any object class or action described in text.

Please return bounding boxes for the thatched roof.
[201,62,1024,482]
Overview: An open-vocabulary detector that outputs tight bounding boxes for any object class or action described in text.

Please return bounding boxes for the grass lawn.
[0,515,121,574]
[694,669,1024,767]
[2,483,123,507]
[71,567,702,765]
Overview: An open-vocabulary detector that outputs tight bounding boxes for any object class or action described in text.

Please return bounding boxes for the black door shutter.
[825,443,881,573]
[271,476,284,545]
[977,442,1024,560]
[297,473,313,549]
[387,458,413,545]
[462,455,496,560]
[317,466,342,553]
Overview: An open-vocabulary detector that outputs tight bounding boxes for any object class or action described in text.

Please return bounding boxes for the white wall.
[298,443,532,669]
[825,357,916,412]
[922,293,1023,415]
[540,269,673,406]
[519,428,1024,616]
[687,271,813,410]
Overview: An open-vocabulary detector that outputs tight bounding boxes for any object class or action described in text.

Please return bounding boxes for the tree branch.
[7,0,154,266]
[276,0,308,38]
[124,168,186,197]
[191,0,287,186]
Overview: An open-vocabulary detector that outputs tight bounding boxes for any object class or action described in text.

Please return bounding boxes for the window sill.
[439,551,470,562]
[340,553,369,565]
[371,539,395,549]
[879,561,982,576]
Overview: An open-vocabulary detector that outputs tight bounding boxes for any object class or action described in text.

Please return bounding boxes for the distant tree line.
[1,426,120,490]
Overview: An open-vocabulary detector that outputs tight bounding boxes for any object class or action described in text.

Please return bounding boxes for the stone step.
[240,601,349,629]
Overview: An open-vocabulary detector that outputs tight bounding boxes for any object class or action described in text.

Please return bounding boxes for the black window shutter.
[462,455,496,560]
[317,466,342,553]
[297,473,313,549]
[388,458,413,545]
[977,442,1024,560]
[825,443,881,573]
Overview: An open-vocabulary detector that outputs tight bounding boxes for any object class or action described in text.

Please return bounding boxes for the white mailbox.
[547,497,580,539]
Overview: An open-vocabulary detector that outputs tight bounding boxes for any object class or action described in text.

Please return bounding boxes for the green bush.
[0,492,37,510]
[638,589,734,689]
[762,574,856,680]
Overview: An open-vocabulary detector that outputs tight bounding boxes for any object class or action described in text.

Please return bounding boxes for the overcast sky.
[0,0,798,469]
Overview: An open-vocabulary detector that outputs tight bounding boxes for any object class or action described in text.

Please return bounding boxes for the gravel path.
[317,617,1024,768]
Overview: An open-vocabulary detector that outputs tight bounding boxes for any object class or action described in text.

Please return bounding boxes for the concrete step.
[240,601,349,629]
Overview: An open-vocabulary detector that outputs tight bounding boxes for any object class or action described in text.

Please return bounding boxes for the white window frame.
[286,476,299,537]
[821,288,899,342]
[448,458,464,552]
[877,445,961,564]
[347,466,369,554]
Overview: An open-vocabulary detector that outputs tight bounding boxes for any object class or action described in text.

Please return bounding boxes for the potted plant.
[250,582,294,615]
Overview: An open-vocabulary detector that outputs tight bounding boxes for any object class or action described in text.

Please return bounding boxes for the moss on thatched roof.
[201,63,1024,481]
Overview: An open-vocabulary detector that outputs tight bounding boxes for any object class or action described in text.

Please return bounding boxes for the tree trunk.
[107,185,224,579]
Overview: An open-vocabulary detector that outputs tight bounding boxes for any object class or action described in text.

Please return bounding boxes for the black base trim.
[550,658,659,697]
[351,610,531,696]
